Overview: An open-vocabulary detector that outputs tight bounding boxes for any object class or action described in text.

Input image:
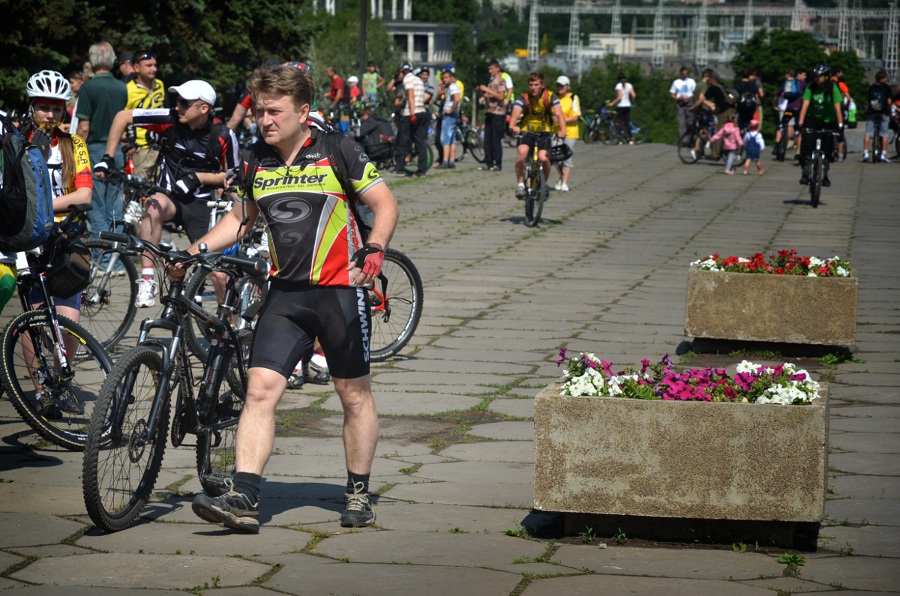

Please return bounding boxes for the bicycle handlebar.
[98,232,267,278]
[107,168,170,197]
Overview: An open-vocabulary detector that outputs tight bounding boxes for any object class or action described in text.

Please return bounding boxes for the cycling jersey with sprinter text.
[237,129,383,286]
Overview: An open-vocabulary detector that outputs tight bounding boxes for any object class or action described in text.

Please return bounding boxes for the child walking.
[709,114,743,174]
[742,119,765,175]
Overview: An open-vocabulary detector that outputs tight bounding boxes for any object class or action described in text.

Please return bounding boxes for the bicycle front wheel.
[677,131,700,164]
[1,311,112,450]
[810,152,822,208]
[466,129,485,163]
[524,164,546,227]
[369,249,423,362]
[82,346,169,532]
[80,238,139,350]
[403,144,434,174]
[195,337,248,497]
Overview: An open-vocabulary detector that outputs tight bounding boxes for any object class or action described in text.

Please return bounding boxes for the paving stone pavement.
[1,142,898,594]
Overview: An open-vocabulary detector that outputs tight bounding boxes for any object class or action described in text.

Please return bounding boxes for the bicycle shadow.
[783,198,824,208]
[500,215,561,228]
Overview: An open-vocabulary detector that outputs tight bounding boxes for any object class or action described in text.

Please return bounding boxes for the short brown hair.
[247,65,315,108]
[528,72,545,84]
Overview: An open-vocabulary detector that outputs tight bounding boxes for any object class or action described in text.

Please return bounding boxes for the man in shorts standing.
[186,64,400,533]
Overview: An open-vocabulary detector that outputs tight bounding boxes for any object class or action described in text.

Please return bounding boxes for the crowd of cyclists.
[674,63,899,188]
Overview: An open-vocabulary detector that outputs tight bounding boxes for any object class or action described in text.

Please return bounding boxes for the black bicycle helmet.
[812,64,830,78]
[549,142,573,163]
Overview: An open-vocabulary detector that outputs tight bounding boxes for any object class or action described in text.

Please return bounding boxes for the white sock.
[141,268,154,279]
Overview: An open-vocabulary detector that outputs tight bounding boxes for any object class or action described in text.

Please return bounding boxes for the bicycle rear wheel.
[810,152,822,208]
[82,346,169,532]
[1,311,112,450]
[677,131,700,164]
[775,133,787,161]
[369,249,423,362]
[466,129,485,163]
[80,238,139,350]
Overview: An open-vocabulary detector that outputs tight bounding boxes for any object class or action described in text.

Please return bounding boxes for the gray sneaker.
[192,480,260,533]
[341,482,375,527]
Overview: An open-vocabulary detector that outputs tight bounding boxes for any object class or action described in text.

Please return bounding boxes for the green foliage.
[0,0,397,113]
[580,526,596,544]
[732,542,748,553]
[572,57,679,144]
[613,527,628,544]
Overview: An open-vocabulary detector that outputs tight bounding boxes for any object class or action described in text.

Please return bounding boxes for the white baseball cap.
[348,75,359,83]
[556,75,571,86]
[169,80,216,105]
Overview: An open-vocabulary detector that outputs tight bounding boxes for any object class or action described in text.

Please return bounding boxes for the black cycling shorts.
[171,198,212,244]
[517,133,552,152]
[249,281,372,380]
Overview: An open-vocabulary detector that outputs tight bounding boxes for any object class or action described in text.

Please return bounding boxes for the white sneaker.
[554,180,562,191]
[136,278,158,308]
[860,151,869,162]
[515,184,525,200]
[880,153,891,163]
[560,183,570,192]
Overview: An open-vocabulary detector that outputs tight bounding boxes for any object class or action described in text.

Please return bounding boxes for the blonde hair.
[247,65,315,108]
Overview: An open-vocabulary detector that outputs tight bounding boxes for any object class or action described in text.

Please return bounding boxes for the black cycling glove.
[175,172,202,196]
[93,154,116,177]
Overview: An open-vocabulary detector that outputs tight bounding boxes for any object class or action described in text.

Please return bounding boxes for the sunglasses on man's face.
[133,52,157,64]
[176,98,197,110]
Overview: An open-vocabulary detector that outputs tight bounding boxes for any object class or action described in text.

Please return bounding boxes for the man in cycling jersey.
[509,72,566,199]
[182,64,399,533]
[797,64,843,187]
[96,79,239,307]
[124,51,166,179]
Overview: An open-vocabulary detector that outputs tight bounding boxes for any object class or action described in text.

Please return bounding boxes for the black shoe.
[822,177,831,187]
[799,176,809,185]
[478,165,492,171]
[490,165,502,172]
[341,482,376,527]
[192,483,260,533]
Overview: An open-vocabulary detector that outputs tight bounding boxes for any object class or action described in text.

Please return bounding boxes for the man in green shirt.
[797,63,843,187]
[76,41,128,236]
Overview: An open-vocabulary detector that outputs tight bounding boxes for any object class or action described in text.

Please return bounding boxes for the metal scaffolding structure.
[527,0,896,73]
[527,1,540,71]
[567,2,581,72]
[885,2,898,81]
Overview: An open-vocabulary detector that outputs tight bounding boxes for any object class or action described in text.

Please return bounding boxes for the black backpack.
[868,85,887,113]
[0,115,55,251]
[739,89,758,111]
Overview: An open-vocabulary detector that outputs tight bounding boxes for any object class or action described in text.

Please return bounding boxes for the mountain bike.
[519,132,551,228]
[590,105,648,145]
[802,128,840,209]
[773,111,798,162]
[1,205,113,450]
[82,233,266,532]
[79,169,176,349]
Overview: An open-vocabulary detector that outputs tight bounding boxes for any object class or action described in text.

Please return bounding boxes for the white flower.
[736,360,760,374]
[809,256,824,268]
[836,266,849,277]
[807,272,817,277]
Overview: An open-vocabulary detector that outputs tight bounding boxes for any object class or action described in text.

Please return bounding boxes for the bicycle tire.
[523,163,541,227]
[775,133,787,162]
[1,311,113,451]
[80,237,139,349]
[195,333,248,497]
[82,346,169,532]
[183,268,265,361]
[677,131,701,164]
[403,143,434,174]
[369,249,423,362]
[597,122,615,145]
[630,119,649,144]
[465,129,485,163]
[810,152,822,208]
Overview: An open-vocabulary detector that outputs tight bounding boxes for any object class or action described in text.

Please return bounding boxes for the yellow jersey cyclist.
[509,72,566,199]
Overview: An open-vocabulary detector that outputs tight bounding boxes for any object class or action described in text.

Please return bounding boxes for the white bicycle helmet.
[26,70,72,101]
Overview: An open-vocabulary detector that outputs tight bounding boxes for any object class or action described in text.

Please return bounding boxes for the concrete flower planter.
[533,381,828,523]
[684,268,857,345]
